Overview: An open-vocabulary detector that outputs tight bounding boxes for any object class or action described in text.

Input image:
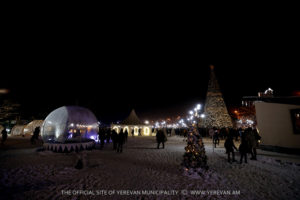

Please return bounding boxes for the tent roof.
[120,109,145,125]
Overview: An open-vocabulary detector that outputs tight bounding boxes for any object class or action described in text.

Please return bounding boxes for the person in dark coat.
[213,129,219,148]
[106,128,111,144]
[131,129,134,137]
[124,129,128,142]
[156,129,166,149]
[31,127,40,145]
[239,134,248,164]
[167,129,171,137]
[183,129,188,138]
[224,135,238,163]
[111,129,117,150]
[1,128,8,145]
[99,128,105,149]
[249,128,261,160]
[117,129,125,153]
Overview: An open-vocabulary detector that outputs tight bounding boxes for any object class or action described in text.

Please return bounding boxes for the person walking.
[224,135,237,163]
[156,129,166,149]
[31,127,40,145]
[111,129,117,150]
[249,128,261,160]
[117,129,125,153]
[99,128,105,149]
[239,133,248,164]
[213,128,219,148]
[1,128,8,145]
[106,128,111,144]
[124,129,128,142]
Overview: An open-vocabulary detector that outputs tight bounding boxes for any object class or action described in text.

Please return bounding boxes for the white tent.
[10,125,25,136]
[23,120,44,136]
[111,109,153,136]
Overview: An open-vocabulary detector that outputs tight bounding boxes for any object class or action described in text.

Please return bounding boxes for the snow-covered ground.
[0,136,300,200]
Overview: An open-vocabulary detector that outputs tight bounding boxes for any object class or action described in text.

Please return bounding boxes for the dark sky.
[1,19,299,123]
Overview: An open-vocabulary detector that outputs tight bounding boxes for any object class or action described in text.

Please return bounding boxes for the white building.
[255,101,300,154]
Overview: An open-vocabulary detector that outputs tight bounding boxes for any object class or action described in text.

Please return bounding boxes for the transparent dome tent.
[41,106,99,151]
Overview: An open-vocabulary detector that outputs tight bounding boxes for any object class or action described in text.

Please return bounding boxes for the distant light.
[264,88,273,94]
[145,120,149,125]
[6,128,10,132]
[189,111,193,115]
[68,133,73,139]
[196,104,201,110]
[90,135,95,140]
[200,114,205,118]
[293,91,300,96]
[0,89,9,94]
[246,119,254,125]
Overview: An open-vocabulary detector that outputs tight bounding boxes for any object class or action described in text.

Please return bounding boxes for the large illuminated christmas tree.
[182,128,208,171]
[201,65,233,128]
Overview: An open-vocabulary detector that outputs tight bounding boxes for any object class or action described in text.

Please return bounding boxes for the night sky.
[1,22,299,123]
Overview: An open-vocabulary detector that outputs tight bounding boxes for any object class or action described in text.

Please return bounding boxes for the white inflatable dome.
[41,106,99,143]
[11,125,25,136]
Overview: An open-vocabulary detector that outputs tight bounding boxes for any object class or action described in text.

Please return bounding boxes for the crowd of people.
[224,127,261,164]
[97,127,128,153]
[1,124,261,164]
[173,126,261,164]
[98,127,169,152]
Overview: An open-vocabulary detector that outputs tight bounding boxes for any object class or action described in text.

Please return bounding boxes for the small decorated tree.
[182,128,208,172]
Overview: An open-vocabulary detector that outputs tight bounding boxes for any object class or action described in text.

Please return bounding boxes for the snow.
[0,136,300,200]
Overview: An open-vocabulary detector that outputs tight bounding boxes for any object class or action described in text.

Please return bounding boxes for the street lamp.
[193,103,204,128]
[183,103,204,128]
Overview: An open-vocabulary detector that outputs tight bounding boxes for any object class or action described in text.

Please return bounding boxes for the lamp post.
[187,104,203,128]
[194,104,202,128]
